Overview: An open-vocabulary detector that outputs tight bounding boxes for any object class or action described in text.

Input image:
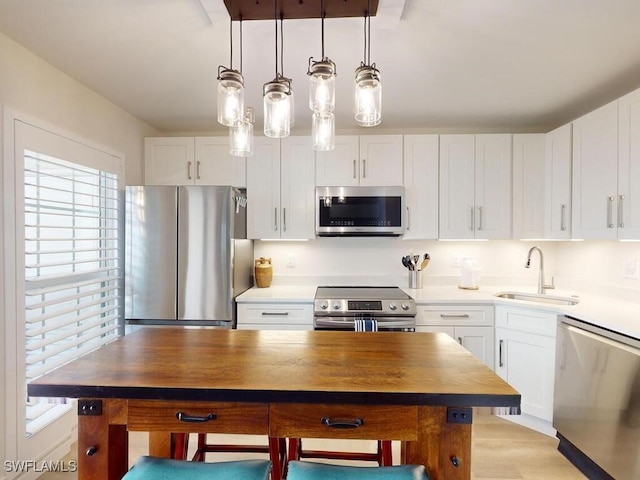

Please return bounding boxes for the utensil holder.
[408,270,422,289]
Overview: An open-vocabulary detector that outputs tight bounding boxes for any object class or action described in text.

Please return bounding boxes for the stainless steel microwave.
[315,186,405,236]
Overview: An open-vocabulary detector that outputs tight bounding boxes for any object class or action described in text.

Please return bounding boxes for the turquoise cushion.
[122,456,271,480]
[287,461,429,480]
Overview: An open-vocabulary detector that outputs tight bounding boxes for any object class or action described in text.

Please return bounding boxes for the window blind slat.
[25,266,120,284]
[26,313,119,352]
[26,284,118,310]
[25,253,119,269]
[25,276,119,297]
[26,303,119,336]
[25,294,119,325]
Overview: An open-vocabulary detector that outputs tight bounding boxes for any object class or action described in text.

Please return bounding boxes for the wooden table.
[28,328,520,480]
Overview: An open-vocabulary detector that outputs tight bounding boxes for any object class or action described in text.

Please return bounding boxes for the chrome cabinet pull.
[362,159,366,178]
[406,206,411,231]
[477,206,483,231]
[353,159,357,179]
[469,206,475,231]
[560,204,567,231]
[283,207,287,232]
[499,339,504,367]
[274,208,278,231]
[440,314,470,318]
[607,196,614,228]
[187,161,192,180]
[196,160,201,179]
[619,195,625,228]
[321,417,364,429]
[261,312,290,316]
[176,412,217,423]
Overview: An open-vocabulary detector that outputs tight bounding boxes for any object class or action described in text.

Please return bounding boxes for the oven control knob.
[401,303,410,311]
[332,301,342,310]
[389,303,397,311]
[320,301,329,310]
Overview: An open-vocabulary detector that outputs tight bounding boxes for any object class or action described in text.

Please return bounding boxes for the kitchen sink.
[494,291,580,306]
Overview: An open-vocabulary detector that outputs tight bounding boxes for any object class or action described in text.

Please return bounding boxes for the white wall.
[1,30,156,473]
[256,238,640,303]
[255,238,560,290]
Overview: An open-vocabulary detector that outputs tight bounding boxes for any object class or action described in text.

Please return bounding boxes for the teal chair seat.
[286,461,429,480]
[121,456,271,480]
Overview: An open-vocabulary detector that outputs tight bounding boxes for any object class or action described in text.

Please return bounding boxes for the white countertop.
[236,284,640,340]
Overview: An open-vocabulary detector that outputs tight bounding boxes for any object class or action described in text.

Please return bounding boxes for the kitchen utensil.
[413,255,420,268]
[419,257,430,271]
[402,256,411,270]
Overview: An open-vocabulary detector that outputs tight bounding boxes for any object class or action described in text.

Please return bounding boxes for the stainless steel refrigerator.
[124,185,253,328]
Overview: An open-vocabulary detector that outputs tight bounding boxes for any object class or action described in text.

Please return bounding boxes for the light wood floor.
[39,415,586,480]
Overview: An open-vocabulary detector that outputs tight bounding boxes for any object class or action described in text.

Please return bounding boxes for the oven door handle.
[314,317,415,329]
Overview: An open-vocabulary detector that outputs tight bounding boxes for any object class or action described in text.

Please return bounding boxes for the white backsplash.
[254,238,640,302]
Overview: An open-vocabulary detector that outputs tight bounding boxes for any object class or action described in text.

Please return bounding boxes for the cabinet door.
[246,137,281,239]
[572,100,619,239]
[495,327,556,422]
[315,136,359,186]
[475,134,512,239]
[439,134,476,239]
[544,124,572,239]
[144,137,194,185]
[359,135,403,186]
[456,326,494,370]
[403,135,439,239]
[194,137,246,187]
[618,87,640,239]
[512,134,545,239]
[280,137,316,239]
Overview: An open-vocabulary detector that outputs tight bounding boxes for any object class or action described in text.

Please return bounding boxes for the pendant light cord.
[274,0,279,77]
[367,0,371,65]
[321,0,325,59]
[239,16,243,72]
[280,16,284,76]
[229,0,234,68]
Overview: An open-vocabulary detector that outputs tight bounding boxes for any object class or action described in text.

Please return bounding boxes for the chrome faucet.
[525,246,555,294]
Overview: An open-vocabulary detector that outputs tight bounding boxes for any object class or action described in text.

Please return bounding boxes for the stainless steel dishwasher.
[554,316,640,480]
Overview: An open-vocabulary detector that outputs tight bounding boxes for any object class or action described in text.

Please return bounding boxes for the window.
[23,150,121,435]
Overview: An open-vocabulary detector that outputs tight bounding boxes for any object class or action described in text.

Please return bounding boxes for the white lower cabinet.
[494,305,557,429]
[236,303,313,330]
[415,305,494,369]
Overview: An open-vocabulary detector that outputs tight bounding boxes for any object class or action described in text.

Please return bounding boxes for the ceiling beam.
[223,0,379,21]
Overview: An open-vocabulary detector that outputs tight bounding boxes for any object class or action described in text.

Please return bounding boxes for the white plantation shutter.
[23,149,121,435]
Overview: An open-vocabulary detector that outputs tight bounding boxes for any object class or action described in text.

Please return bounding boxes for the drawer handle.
[321,417,364,429]
[440,314,470,318]
[261,312,290,316]
[175,412,217,423]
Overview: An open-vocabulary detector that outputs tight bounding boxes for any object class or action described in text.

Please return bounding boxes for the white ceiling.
[1,0,640,134]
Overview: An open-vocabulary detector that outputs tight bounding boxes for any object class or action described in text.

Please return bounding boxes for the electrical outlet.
[286,255,295,268]
[622,258,639,279]
[452,256,461,268]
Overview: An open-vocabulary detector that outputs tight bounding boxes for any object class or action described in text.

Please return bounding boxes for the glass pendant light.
[217,1,244,127]
[312,111,335,151]
[308,0,336,114]
[354,1,382,127]
[263,0,292,138]
[230,107,254,157]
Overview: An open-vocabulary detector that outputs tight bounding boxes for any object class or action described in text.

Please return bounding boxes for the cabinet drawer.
[128,401,268,434]
[269,404,417,441]
[238,304,313,326]
[416,305,494,326]
[495,306,558,337]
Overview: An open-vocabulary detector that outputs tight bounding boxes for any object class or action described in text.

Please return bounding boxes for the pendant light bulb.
[230,107,254,157]
[218,68,245,127]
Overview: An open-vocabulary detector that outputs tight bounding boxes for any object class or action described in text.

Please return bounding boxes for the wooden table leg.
[403,406,472,480]
[77,399,128,480]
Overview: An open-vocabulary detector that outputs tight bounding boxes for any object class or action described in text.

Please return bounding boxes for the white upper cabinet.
[403,135,439,239]
[571,100,619,239]
[144,136,246,187]
[247,136,315,240]
[544,124,572,239]
[439,134,512,239]
[194,137,246,187]
[512,134,545,239]
[618,87,640,239]
[144,137,195,185]
[315,135,403,186]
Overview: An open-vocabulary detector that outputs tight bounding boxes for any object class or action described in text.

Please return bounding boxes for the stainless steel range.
[313,286,416,331]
